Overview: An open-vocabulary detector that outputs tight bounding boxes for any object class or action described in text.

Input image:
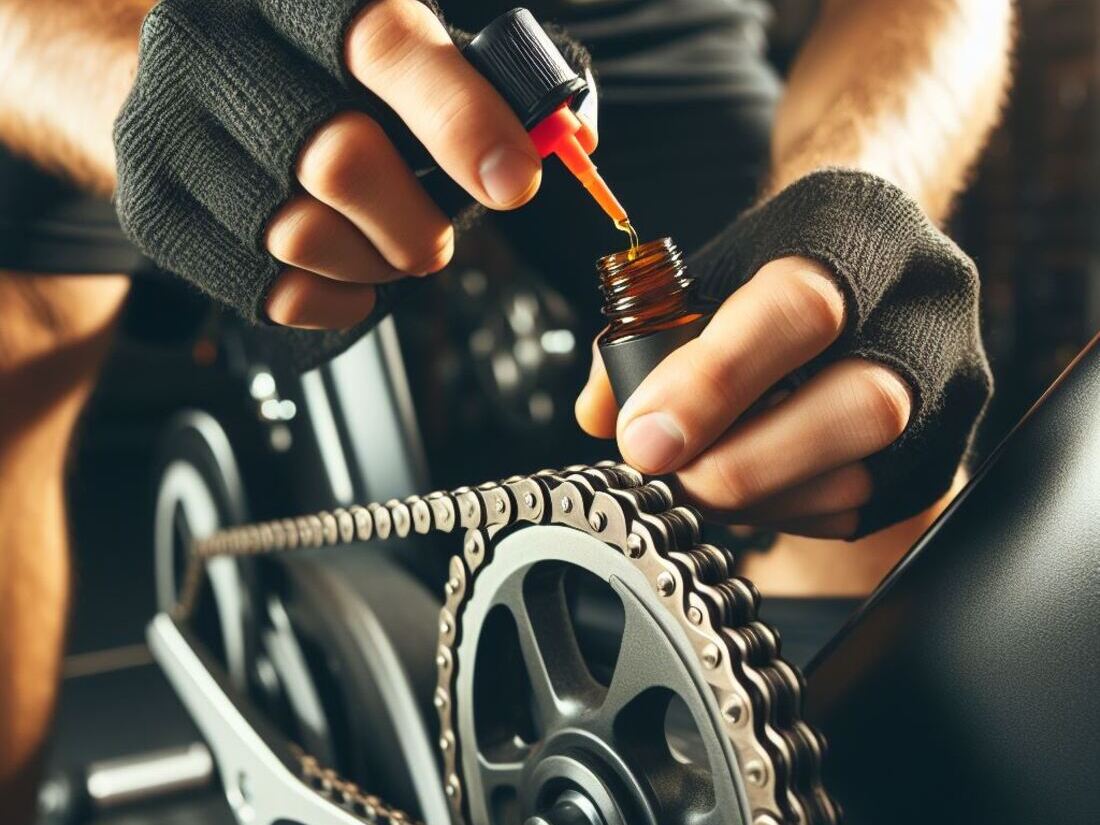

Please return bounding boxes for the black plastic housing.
[598,315,711,405]
[806,333,1100,825]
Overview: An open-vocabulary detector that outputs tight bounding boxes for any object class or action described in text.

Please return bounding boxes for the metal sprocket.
[435,467,838,825]
[451,523,750,825]
[179,463,838,825]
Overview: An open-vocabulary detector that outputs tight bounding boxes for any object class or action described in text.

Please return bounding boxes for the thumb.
[575,342,618,438]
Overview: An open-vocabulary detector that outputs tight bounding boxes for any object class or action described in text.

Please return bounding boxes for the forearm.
[0,273,130,824]
[0,0,151,196]
[770,0,1014,220]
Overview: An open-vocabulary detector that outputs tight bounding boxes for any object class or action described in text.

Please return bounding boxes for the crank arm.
[147,613,362,825]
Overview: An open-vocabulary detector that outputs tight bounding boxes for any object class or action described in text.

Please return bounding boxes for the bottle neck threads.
[597,238,699,344]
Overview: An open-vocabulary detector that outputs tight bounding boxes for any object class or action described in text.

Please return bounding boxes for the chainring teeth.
[183,464,838,825]
[431,469,838,825]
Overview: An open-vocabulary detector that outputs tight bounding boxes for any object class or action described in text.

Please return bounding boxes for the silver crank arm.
[147,613,362,825]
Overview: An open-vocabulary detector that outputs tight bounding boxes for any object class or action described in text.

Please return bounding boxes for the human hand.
[116,0,590,351]
[575,170,991,538]
[576,256,913,539]
[263,0,544,329]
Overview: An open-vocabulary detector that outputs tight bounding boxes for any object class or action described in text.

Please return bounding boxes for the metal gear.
[178,463,839,825]
[156,411,446,823]
[449,523,749,825]
[153,410,258,692]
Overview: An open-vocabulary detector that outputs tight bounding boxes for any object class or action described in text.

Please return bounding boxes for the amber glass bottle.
[596,237,711,403]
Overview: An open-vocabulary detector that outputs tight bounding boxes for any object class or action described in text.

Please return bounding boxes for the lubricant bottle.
[596,239,711,404]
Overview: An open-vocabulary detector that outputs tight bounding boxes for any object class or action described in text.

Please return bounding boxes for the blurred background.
[42,0,1100,822]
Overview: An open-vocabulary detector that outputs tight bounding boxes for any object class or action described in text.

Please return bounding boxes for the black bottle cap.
[464,8,588,129]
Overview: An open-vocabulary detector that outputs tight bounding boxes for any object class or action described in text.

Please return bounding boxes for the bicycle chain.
[179,462,839,825]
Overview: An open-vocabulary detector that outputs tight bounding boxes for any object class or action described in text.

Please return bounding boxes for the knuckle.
[428,86,489,154]
[266,272,313,326]
[390,223,454,274]
[705,451,758,510]
[684,344,745,422]
[771,266,845,347]
[266,200,315,264]
[852,364,912,445]
[348,0,436,78]
[836,464,874,508]
[828,511,860,540]
[299,114,387,204]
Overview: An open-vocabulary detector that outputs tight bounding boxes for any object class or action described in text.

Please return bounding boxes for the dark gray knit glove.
[113,0,590,370]
[689,169,992,536]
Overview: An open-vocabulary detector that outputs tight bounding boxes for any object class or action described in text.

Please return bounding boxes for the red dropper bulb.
[528,105,628,225]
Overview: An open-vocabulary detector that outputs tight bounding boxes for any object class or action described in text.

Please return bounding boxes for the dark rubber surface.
[807,334,1100,825]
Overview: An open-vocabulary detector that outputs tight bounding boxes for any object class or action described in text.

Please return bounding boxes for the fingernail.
[621,412,685,473]
[479,146,540,207]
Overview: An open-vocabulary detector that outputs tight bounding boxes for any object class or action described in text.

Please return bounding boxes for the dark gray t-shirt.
[453,0,780,104]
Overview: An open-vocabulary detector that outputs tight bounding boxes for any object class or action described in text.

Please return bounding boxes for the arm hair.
[0,1,153,195]
[770,0,1015,221]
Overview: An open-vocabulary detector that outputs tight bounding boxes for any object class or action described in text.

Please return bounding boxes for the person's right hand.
[262,0,543,329]
[116,0,582,358]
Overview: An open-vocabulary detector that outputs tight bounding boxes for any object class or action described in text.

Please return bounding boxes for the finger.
[265,268,377,329]
[677,359,912,512]
[575,341,617,438]
[575,111,598,154]
[617,257,845,474]
[761,511,860,540]
[346,0,542,209]
[265,194,404,284]
[297,111,455,275]
[733,463,873,523]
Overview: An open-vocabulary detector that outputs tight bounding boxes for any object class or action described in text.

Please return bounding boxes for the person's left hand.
[575,255,913,539]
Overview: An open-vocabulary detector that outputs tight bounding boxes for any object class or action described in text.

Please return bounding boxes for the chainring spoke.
[507,565,605,731]
[592,593,671,738]
[475,751,527,796]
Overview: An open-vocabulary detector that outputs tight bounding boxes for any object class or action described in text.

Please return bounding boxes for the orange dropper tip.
[528,106,631,225]
[575,168,629,224]
[545,127,628,223]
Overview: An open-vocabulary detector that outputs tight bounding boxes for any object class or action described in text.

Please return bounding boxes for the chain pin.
[745,761,767,786]
[721,695,745,725]
[656,571,676,596]
[701,643,722,669]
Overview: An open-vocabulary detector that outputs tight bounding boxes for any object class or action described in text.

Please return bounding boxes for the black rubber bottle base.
[598,314,711,405]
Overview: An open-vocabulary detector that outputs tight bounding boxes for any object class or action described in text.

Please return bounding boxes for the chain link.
[177,462,839,825]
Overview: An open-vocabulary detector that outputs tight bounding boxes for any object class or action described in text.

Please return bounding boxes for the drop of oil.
[615,219,639,257]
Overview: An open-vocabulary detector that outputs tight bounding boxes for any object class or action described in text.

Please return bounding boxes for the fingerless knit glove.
[689,169,992,537]
[113,0,590,370]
